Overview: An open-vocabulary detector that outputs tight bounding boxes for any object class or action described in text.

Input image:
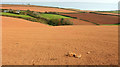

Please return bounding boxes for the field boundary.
[0,10,73,26]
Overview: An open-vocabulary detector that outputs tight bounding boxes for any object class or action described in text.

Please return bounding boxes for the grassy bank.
[40,14,71,20]
[0,12,33,18]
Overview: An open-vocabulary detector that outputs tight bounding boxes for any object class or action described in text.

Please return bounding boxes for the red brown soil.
[2,16,118,65]
[65,19,95,25]
[61,13,119,24]
[96,12,119,16]
[1,4,76,13]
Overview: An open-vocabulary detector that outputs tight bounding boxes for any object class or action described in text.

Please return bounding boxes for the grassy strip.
[0,12,33,18]
[1,15,49,25]
[57,14,77,19]
[0,12,48,24]
[40,14,72,20]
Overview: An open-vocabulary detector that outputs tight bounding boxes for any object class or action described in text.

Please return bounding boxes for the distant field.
[0,12,33,18]
[61,13,119,25]
[40,14,71,20]
[1,4,76,13]
[97,11,120,14]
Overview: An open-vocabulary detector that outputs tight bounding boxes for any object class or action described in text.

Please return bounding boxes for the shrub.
[60,18,64,24]
[8,9,13,13]
[61,19,73,25]
[47,18,73,26]
[20,12,27,15]
[48,19,59,26]
[44,12,58,14]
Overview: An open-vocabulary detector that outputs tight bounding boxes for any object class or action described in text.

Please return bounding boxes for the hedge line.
[1,9,73,26]
[1,14,48,24]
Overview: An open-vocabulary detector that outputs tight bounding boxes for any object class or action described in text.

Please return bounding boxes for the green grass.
[0,12,33,18]
[96,11,120,14]
[40,14,71,20]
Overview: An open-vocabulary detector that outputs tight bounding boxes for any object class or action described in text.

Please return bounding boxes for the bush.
[19,12,27,15]
[8,9,13,13]
[47,18,73,26]
[60,18,73,25]
[48,19,59,26]
[45,12,58,14]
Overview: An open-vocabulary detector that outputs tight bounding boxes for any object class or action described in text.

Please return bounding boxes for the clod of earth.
[66,52,82,58]
[87,51,91,54]
[75,54,82,58]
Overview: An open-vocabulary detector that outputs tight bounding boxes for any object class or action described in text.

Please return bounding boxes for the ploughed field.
[2,16,118,65]
[64,18,95,25]
[1,4,76,13]
[61,13,119,25]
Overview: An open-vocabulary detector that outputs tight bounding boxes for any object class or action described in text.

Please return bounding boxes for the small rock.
[87,51,90,54]
[67,52,76,57]
[75,54,82,58]
[66,52,81,58]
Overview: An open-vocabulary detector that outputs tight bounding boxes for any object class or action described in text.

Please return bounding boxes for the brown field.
[1,4,76,13]
[61,13,119,24]
[2,16,118,65]
[96,12,119,16]
[64,18,95,25]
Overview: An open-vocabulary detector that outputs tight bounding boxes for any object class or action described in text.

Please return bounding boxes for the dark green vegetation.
[0,9,73,26]
[48,18,73,26]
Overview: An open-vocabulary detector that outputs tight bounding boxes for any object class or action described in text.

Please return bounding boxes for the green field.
[97,11,120,14]
[0,12,33,18]
[40,14,71,20]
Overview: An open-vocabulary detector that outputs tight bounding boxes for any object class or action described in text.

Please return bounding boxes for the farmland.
[61,13,119,25]
[1,4,118,65]
[1,4,77,13]
[96,10,120,14]
[2,16,118,65]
